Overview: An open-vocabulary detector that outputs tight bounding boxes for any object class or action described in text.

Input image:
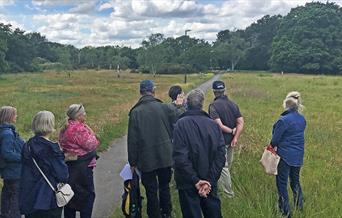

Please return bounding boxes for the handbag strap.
[31,154,56,193]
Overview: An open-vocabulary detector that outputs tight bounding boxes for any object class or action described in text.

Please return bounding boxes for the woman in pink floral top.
[59,104,100,218]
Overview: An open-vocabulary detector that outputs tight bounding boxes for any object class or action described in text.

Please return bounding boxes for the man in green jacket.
[128,80,180,218]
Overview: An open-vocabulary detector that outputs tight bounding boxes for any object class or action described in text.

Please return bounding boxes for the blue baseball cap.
[212,80,225,91]
[140,80,155,92]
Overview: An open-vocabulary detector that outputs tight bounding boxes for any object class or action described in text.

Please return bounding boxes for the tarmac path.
[92,74,221,218]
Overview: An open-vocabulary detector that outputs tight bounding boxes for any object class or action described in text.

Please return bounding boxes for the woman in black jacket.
[20,111,69,218]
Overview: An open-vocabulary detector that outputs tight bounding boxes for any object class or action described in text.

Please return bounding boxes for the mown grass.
[112,72,342,218]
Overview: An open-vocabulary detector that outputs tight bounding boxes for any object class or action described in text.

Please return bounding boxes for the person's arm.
[231,117,244,147]
[127,112,139,168]
[207,127,226,185]
[209,105,234,134]
[1,131,21,162]
[173,124,200,186]
[270,119,287,147]
[74,125,100,152]
[50,143,69,183]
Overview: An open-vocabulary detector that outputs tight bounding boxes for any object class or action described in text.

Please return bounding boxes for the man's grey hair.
[187,89,205,110]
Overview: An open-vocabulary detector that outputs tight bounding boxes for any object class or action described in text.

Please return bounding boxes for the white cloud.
[0,0,14,7]
[3,0,340,48]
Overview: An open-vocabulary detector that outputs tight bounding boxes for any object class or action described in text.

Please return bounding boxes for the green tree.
[270,2,342,74]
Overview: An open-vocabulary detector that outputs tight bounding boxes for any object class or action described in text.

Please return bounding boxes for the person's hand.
[232,128,236,135]
[175,93,184,106]
[231,137,238,148]
[198,183,211,198]
[195,180,211,198]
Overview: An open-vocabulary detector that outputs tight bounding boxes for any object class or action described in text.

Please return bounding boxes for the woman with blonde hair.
[0,106,25,218]
[59,104,100,218]
[270,91,306,218]
[20,111,69,218]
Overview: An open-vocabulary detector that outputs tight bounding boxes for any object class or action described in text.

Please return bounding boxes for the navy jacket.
[0,123,25,180]
[173,109,226,189]
[271,109,306,167]
[20,135,69,215]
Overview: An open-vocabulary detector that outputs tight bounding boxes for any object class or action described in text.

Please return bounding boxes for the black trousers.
[25,208,62,218]
[64,167,95,218]
[178,186,222,218]
[141,167,172,218]
[1,179,21,218]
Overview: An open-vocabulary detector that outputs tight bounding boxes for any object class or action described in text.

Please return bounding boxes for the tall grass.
[112,72,342,218]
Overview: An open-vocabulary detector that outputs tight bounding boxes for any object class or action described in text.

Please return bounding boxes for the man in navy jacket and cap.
[173,89,226,218]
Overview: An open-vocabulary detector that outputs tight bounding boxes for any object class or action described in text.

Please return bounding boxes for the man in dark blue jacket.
[173,89,226,218]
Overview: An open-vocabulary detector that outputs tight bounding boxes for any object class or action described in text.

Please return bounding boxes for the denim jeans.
[276,159,303,217]
[178,185,222,218]
[141,167,172,218]
[218,145,234,197]
[1,179,20,218]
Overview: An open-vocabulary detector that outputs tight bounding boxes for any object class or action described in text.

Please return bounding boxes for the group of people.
[0,77,306,218]
[127,80,244,218]
[0,104,99,218]
[128,79,306,218]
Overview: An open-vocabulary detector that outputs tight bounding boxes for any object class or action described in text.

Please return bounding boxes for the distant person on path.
[173,89,226,218]
[271,91,306,218]
[208,80,244,197]
[20,111,69,218]
[128,80,182,218]
[59,104,100,218]
[0,106,25,218]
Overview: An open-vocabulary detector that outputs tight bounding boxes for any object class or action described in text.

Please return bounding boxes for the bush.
[156,63,193,74]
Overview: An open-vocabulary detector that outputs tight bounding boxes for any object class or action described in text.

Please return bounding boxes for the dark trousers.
[141,167,172,218]
[276,159,303,217]
[64,167,95,218]
[1,179,21,218]
[178,186,222,218]
[26,207,62,218]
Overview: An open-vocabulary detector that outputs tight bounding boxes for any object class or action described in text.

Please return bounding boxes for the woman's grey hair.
[32,111,55,136]
[0,106,17,124]
[67,104,85,120]
[187,89,205,110]
[283,91,304,112]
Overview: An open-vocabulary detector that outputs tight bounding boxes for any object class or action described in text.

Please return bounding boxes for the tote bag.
[260,144,280,175]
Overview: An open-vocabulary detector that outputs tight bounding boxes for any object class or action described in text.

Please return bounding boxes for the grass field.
[112,72,342,218]
[0,70,210,151]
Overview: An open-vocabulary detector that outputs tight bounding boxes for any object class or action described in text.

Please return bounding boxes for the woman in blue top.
[20,111,69,218]
[0,106,25,218]
[271,91,306,218]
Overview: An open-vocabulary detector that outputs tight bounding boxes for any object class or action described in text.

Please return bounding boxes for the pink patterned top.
[59,120,100,167]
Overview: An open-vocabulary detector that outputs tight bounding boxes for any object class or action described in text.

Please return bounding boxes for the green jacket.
[128,95,176,172]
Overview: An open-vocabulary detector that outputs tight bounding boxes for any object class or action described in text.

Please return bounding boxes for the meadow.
[0,70,210,151]
[1,71,341,218]
[112,72,342,218]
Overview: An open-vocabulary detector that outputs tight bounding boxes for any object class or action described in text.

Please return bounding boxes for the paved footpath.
[92,74,221,218]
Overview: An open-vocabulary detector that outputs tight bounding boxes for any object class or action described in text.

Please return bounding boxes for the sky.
[0,0,341,48]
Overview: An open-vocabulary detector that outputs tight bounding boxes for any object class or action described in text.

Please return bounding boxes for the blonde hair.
[283,91,304,112]
[0,106,17,124]
[32,111,55,136]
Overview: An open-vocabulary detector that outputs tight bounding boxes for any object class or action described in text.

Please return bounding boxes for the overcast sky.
[0,0,341,48]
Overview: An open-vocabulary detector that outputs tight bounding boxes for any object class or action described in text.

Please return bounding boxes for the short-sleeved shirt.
[208,95,242,145]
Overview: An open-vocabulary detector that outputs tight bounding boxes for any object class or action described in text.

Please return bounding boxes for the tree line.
[0,2,341,75]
